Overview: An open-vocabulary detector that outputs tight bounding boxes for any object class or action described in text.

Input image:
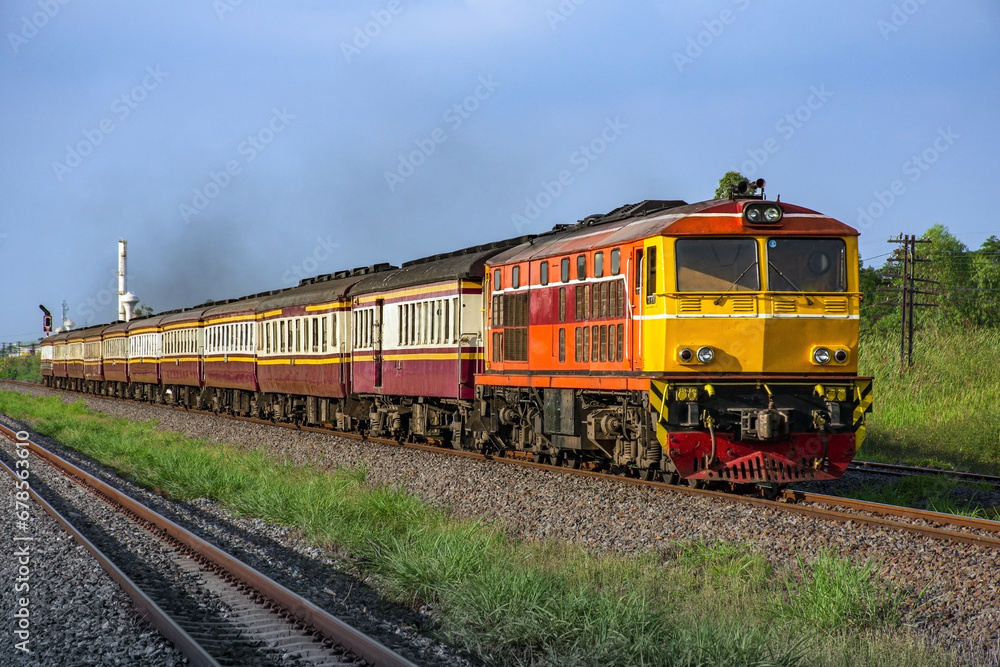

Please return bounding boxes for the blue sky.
[1,0,998,339]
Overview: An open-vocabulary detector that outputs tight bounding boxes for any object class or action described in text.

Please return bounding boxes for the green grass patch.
[773,550,906,632]
[0,390,960,666]
[859,326,1000,475]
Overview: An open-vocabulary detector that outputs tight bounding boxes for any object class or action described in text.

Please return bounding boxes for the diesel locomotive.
[40,193,873,491]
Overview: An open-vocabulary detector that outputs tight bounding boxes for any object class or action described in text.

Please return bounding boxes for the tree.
[971,235,1000,327]
[133,302,154,318]
[714,171,760,199]
[919,224,972,327]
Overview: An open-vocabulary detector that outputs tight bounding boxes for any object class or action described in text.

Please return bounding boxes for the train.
[40,194,873,492]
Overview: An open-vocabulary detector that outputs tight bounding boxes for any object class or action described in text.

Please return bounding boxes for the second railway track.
[0,420,416,667]
[849,458,1000,486]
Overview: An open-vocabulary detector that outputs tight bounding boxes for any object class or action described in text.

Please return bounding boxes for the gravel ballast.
[0,439,186,666]
[3,381,1000,664]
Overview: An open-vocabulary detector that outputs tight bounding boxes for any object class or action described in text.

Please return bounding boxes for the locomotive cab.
[639,200,872,484]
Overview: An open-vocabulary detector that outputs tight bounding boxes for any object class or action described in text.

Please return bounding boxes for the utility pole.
[884,234,936,366]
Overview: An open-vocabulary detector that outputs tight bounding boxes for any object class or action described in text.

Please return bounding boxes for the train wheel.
[562,453,582,469]
[682,477,705,490]
[639,468,659,482]
[532,453,550,464]
[761,484,784,501]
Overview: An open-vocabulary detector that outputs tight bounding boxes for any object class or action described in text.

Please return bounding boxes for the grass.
[0,390,963,666]
[859,325,1000,475]
[0,353,41,382]
[773,550,906,632]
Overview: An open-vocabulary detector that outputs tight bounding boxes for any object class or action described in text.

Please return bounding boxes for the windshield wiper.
[768,261,814,304]
[714,261,757,304]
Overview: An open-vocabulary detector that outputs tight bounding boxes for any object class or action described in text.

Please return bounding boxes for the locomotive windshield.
[766,238,846,292]
[675,238,759,292]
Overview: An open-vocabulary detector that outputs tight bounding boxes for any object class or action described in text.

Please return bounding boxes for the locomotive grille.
[773,300,797,313]
[824,298,848,313]
[730,296,755,313]
[678,297,701,313]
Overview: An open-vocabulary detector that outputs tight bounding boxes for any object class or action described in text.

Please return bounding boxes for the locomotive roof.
[349,237,532,296]
[486,198,858,266]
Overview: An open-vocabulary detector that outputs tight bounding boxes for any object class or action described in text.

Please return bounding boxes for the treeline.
[0,354,41,382]
[860,224,1000,333]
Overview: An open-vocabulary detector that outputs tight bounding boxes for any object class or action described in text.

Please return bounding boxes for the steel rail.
[0,421,418,667]
[849,459,1000,486]
[5,379,1000,551]
[0,426,220,667]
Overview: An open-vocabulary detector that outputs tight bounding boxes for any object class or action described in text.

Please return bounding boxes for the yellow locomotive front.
[638,199,872,488]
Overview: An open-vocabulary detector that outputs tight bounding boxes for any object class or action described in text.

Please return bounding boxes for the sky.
[1,0,998,341]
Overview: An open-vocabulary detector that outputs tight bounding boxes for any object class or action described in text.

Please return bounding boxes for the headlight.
[812,347,831,364]
[678,348,693,363]
[743,203,783,225]
[676,387,688,401]
[697,346,715,364]
[834,349,849,363]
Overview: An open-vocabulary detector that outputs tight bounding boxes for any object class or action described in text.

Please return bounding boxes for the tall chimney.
[118,239,127,321]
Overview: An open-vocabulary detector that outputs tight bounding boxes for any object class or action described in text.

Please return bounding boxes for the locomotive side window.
[512,266,520,289]
[540,262,549,286]
[594,252,604,278]
[766,238,847,292]
[675,238,759,292]
[635,250,643,295]
[645,247,657,304]
[611,248,620,275]
[561,257,570,283]
[577,255,587,281]
[494,268,502,291]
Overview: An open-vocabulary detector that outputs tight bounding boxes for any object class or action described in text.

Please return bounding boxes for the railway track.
[5,378,1000,553]
[0,419,417,667]
[849,458,1000,486]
